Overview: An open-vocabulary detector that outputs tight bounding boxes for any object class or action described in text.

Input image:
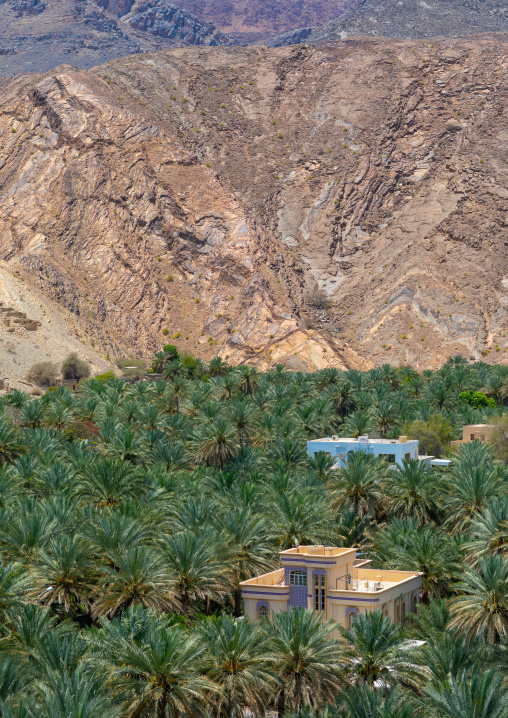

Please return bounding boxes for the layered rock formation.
[0,37,507,376]
[0,69,369,374]
[97,38,508,368]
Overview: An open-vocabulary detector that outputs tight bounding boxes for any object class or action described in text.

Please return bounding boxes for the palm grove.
[0,353,508,718]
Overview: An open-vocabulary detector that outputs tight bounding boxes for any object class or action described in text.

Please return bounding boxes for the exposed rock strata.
[97,38,508,368]
[0,70,369,372]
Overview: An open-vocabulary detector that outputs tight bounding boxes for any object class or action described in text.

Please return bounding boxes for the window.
[257,601,269,619]
[405,453,410,462]
[470,434,475,441]
[379,453,396,463]
[395,602,400,623]
[402,601,406,625]
[412,595,417,613]
[346,609,358,629]
[338,453,346,459]
[290,570,307,587]
[258,604,269,619]
[481,435,486,442]
[313,572,325,611]
[382,603,389,618]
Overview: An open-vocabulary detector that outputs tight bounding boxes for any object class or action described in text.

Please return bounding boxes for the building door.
[289,570,308,609]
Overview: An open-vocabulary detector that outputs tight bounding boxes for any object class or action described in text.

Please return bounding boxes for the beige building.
[452,424,494,447]
[241,545,422,628]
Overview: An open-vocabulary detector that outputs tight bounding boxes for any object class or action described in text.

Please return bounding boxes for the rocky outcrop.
[266,27,313,48]
[308,0,508,42]
[122,0,231,45]
[98,38,508,368]
[0,70,368,372]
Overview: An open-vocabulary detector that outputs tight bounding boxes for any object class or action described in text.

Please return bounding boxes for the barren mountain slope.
[309,0,508,42]
[0,68,370,375]
[95,38,508,368]
[169,0,357,37]
[0,0,232,78]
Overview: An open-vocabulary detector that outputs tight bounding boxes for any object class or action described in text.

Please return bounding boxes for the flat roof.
[310,437,417,444]
[281,546,355,557]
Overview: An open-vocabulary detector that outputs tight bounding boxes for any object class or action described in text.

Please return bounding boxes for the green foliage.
[93,372,117,383]
[0,358,505,715]
[458,390,496,409]
[61,353,90,381]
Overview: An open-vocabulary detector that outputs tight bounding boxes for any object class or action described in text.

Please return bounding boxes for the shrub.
[162,328,169,336]
[162,345,180,361]
[61,353,90,381]
[93,371,116,383]
[458,390,496,409]
[27,361,59,387]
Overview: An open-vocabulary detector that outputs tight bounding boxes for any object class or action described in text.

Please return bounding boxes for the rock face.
[308,0,508,42]
[0,69,369,373]
[122,1,230,45]
[93,38,508,368]
[169,0,357,38]
[0,0,233,77]
[1,37,508,373]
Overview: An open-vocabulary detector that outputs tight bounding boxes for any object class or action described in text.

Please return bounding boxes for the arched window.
[257,601,269,619]
[313,570,325,611]
[382,603,389,618]
[290,570,307,586]
[346,607,358,629]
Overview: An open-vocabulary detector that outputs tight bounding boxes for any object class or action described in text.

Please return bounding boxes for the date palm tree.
[463,498,508,565]
[337,610,426,690]
[449,554,508,644]
[220,508,275,617]
[77,459,143,507]
[90,615,215,718]
[93,547,177,618]
[425,668,508,718]
[268,610,342,717]
[374,521,460,603]
[0,563,30,619]
[381,459,440,524]
[158,530,227,615]
[199,615,278,717]
[331,452,383,518]
[193,419,239,469]
[31,536,97,620]
[0,422,26,465]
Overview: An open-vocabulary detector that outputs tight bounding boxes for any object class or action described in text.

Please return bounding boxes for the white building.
[307,435,426,468]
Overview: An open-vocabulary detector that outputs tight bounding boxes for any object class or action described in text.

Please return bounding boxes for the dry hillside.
[0,36,507,381]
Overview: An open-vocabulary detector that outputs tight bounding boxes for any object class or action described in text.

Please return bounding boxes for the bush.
[61,353,90,381]
[162,345,179,362]
[27,361,59,387]
[404,414,454,458]
[93,371,116,383]
[458,390,496,409]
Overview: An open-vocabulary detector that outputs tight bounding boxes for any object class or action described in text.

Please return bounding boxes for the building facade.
[241,545,422,629]
[451,424,494,447]
[307,435,422,468]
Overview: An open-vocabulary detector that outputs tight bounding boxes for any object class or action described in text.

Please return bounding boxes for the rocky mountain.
[0,36,507,379]
[307,0,508,43]
[0,0,233,77]
[168,0,357,39]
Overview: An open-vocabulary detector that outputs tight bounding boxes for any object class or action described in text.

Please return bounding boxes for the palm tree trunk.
[157,692,167,718]
[276,687,285,718]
